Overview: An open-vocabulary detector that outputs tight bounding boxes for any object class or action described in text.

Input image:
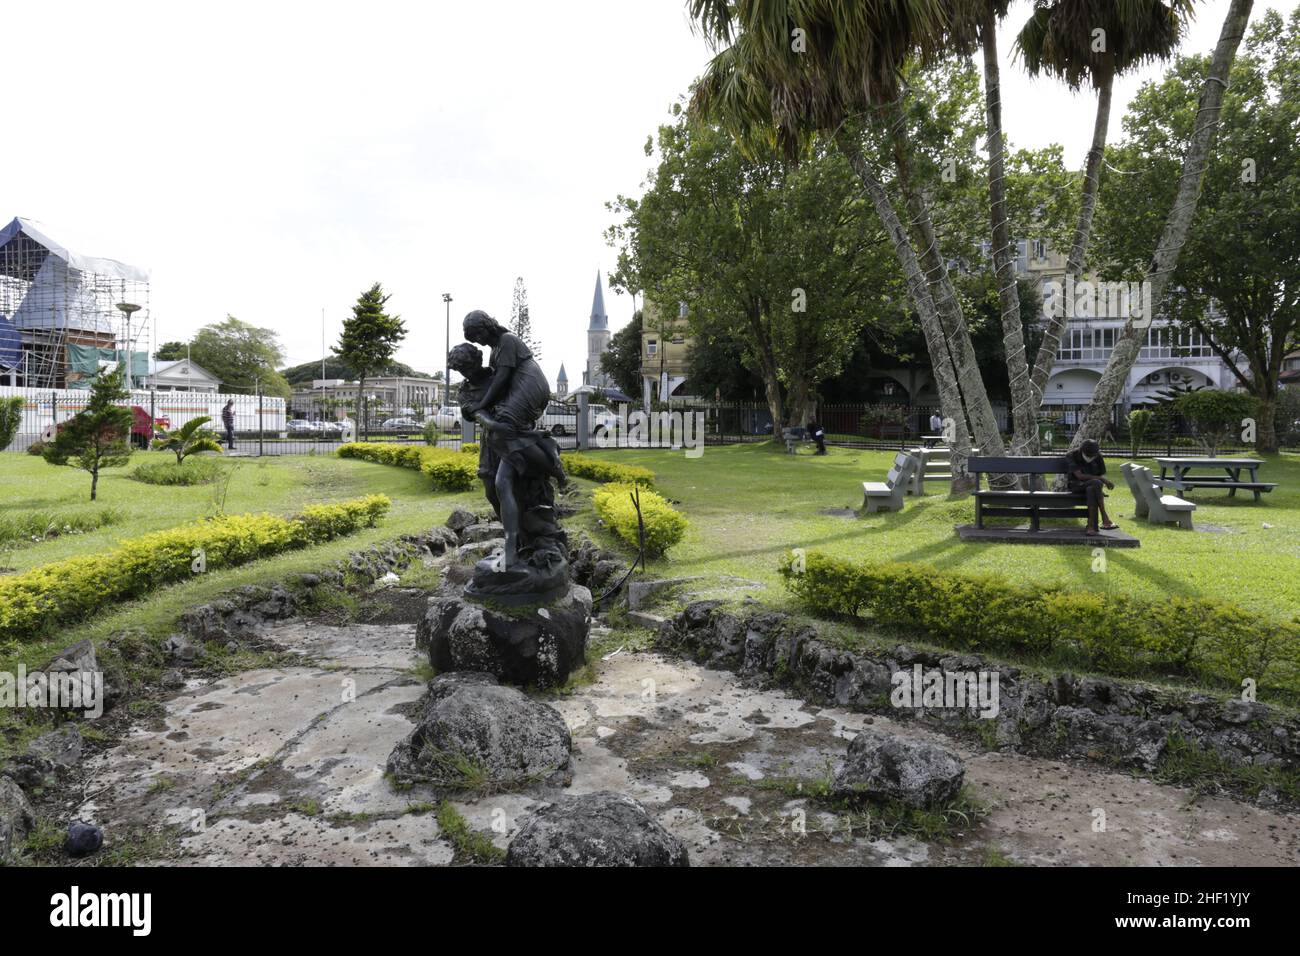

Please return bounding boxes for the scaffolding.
[0,218,150,389]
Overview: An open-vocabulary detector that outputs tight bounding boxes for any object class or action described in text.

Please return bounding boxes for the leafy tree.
[337,283,406,438]
[1176,389,1257,455]
[189,316,292,398]
[600,310,645,400]
[154,341,188,361]
[0,396,22,451]
[607,106,895,428]
[42,368,134,500]
[152,415,224,464]
[1128,408,1153,456]
[509,277,541,361]
[1094,8,1300,452]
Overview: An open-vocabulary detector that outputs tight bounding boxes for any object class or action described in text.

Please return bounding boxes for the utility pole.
[442,293,453,406]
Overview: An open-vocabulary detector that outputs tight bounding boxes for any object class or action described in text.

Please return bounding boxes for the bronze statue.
[452,312,568,603]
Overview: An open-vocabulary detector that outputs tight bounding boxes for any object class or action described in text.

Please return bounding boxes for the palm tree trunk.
[1029,67,1115,421]
[1070,0,1254,451]
[835,128,976,485]
[981,7,1035,456]
[884,102,1008,463]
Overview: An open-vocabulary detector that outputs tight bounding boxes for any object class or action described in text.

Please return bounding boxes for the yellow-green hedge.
[561,453,655,487]
[593,482,687,556]
[461,442,480,455]
[779,551,1300,696]
[0,495,391,642]
[338,442,477,491]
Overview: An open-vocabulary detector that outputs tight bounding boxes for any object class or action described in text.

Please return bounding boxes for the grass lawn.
[0,451,480,667]
[579,442,1300,625]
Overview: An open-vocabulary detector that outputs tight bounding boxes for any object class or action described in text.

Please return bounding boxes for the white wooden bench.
[862,453,917,514]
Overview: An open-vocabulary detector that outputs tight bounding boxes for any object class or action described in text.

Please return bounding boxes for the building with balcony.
[639,299,697,406]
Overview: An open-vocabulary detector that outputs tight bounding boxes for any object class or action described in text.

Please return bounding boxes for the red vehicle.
[43,405,171,449]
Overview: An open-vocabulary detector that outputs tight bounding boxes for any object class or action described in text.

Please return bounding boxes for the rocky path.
[77,610,1300,866]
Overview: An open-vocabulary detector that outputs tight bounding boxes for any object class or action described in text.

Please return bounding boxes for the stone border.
[655,601,1299,803]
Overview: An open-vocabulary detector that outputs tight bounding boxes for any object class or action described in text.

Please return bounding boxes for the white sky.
[2,0,1284,389]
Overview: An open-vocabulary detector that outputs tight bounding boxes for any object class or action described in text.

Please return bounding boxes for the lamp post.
[115,302,142,388]
[442,293,453,406]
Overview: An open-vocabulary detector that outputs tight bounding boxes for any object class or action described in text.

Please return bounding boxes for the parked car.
[287,419,322,436]
[42,406,170,449]
[589,404,619,438]
[381,417,421,430]
[540,402,577,436]
[431,406,460,430]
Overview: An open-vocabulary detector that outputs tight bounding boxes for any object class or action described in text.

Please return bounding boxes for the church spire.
[589,270,607,331]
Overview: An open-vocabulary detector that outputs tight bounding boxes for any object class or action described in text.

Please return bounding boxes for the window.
[1015,239,1029,274]
[1056,327,1117,362]
[646,339,658,356]
[1139,326,1213,360]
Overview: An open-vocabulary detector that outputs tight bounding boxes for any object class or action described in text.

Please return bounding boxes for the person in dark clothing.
[221,399,236,451]
[807,418,827,455]
[1067,438,1117,534]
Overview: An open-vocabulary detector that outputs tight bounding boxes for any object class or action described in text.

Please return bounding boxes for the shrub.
[422,419,441,445]
[0,396,22,451]
[561,452,655,487]
[130,457,227,486]
[26,440,46,457]
[0,508,123,548]
[338,442,477,491]
[779,551,1300,695]
[593,482,688,556]
[1176,390,1258,454]
[0,495,390,641]
[1127,408,1153,456]
[461,442,480,455]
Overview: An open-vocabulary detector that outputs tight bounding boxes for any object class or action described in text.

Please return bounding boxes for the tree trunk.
[885,101,1008,464]
[90,462,99,501]
[1070,0,1254,452]
[835,128,976,486]
[981,8,1035,455]
[1029,69,1114,431]
[1256,392,1278,454]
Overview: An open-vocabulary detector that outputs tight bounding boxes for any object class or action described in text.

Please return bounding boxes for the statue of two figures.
[450,310,569,605]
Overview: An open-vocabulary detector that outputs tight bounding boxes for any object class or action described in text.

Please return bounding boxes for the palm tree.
[1070,0,1254,450]
[1015,0,1197,428]
[687,0,1000,479]
[152,416,224,465]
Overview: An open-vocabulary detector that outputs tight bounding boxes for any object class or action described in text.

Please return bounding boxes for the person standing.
[807,418,827,455]
[929,411,943,435]
[221,398,236,451]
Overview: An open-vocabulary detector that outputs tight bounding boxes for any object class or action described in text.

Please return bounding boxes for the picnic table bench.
[970,455,1090,531]
[1152,457,1276,502]
[862,452,918,513]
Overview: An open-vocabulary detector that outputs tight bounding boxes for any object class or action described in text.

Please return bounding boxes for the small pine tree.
[337,283,406,440]
[510,277,541,361]
[43,367,135,500]
[0,396,23,451]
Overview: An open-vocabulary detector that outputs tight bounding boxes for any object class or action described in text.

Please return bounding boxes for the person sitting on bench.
[807,418,827,455]
[1067,439,1118,535]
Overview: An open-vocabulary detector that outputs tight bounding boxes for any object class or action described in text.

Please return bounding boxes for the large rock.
[506,792,689,867]
[832,729,965,809]
[0,776,35,864]
[8,725,84,790]
[446,507,479,533]
[461,522,505,544]
[386,673,571,788]
[418,585,592,688]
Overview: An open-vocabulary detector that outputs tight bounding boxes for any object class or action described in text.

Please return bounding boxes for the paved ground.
[77,613,1300,866]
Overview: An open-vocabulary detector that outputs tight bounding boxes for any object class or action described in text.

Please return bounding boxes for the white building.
[142,358,223,392]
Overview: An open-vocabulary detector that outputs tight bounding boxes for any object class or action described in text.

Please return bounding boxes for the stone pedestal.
[418,583,592,689]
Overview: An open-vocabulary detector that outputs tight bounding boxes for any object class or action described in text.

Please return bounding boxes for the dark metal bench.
[969,456,1090,532]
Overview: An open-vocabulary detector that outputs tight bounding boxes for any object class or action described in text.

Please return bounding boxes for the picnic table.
[1153,456,1277,502]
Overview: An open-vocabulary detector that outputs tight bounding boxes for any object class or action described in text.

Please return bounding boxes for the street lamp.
[442,293,453,406]
[115,302,142,388]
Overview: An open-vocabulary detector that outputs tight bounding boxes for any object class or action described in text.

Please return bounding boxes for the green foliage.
[421,419,441,446]
[130,457,227,486]
[0,495,390,641]
[25,440,45,456]
[1128,408,1153,456]
[600,310,645,399]
[461,442,479,456]
[0,508,122,548]
[780,551,1300,696]
[1176,389,1257,454]
[593,482,688,556]
[188,316,292,398]
[435,801,505,864]
[279,355,430,387]
[152,415,224,464]
[337,442,477,491]
[560,452,654,487]
[337,283,406,436]
[0,396,23,451]
[42,367,135,500]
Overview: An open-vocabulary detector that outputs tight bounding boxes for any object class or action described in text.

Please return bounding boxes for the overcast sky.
[2,0,1283,390]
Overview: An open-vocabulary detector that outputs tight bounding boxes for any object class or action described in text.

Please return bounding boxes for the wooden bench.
[1121,463,1196,529]
[862,452,917,513]
[969,456,1090,531]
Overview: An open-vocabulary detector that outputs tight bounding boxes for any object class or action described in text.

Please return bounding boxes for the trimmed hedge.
[561,452,655,487]
[461,442,480,455]
[338,442,477,491]
[0,495,390,641]
[779,551,1300,694]
[593,482,688,556]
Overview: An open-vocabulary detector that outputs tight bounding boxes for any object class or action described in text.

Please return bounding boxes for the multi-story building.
[290,374,444,420]
[639,299,695,406]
